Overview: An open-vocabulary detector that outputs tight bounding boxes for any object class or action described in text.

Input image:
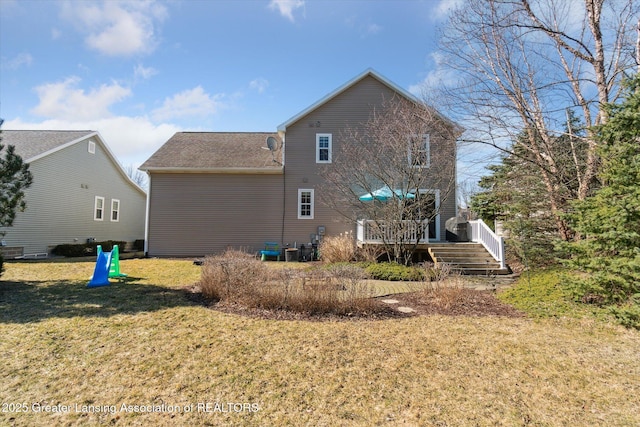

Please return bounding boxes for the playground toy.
[87,245,128,287]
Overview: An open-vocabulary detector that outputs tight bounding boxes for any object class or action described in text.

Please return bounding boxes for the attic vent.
[88,140,96,154]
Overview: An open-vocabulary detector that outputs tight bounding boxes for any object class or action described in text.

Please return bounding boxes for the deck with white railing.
[356,219,431,244]
[468,219,506,270]
[356,218,506,270]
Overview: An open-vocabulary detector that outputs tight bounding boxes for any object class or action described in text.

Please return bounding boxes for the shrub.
[364,262,424,281]
[199,250,381,316]
[355,244,387,263]
[610,301,640,330]
[133,239,145,251]
[199,249,270,302]
[319,232,356,263]
[408,263,465,311]
[52,240,128,257]
[497,269,614,321]
[52,244,93,257]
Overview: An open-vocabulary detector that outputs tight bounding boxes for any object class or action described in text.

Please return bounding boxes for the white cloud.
[269,0,304,22]
[344,16,382,38]
[2,53,33,70]
[249,78,269,94]
[31,77,131,121]
[409,52,459,95]
[134,63,158,80]
[61,0,168,57]
[5,116,180,169]
[432,0,464,21]
[152,86,224,121]
[364,23,382,36]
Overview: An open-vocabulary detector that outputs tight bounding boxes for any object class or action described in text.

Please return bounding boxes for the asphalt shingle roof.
[1,130,95,161]
[140,132,283,170]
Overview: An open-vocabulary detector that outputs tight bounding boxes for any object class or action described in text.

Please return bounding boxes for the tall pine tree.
[0,120,33,276]
[565,74,640,317]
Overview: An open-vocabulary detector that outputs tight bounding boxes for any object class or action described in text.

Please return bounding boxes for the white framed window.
[298,189,314,219]
[110,199,120,222]
[94,196,105,221]
[88,140,96,154]
[316,133,332,163]
[408,134,430,168]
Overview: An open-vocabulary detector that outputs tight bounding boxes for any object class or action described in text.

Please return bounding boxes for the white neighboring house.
[0,130,146,258]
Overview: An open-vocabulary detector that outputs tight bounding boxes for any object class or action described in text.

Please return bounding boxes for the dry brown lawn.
[1,259,639,426]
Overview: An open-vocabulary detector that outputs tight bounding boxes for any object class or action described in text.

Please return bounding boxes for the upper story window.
[94,196,104,221]
[408,134,430,168]
[316,133,332,163]
[88,140,96,154]
[298,189,314,219]
[111,199,120,222]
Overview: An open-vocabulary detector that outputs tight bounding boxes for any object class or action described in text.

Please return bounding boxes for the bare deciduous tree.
[434,0,639,241]
[125,165,148,189]
[318,97,459,264]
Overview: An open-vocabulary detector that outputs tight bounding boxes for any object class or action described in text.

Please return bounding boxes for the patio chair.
[260,242,281,261]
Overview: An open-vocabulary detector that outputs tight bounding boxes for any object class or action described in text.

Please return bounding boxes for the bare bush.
[319,232,356,263]
[415,263,466,311]
[326,264,377,313]
[199,250,383,316]
[199,249,271,302]
[356,244,387,263]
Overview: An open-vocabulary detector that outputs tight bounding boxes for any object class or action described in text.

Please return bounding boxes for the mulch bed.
[183,285,525,322]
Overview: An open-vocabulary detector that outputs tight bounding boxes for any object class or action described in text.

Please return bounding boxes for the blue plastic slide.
[87,250,113,287]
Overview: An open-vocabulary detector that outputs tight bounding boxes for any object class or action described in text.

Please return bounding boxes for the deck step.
[428,243,510,275]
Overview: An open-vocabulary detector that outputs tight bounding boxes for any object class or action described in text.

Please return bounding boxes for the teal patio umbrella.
[359,186,415,202]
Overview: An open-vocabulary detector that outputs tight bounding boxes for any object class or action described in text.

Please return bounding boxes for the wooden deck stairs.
[428,243,511,275]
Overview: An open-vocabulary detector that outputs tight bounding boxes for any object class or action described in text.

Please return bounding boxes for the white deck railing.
[356,220,430,244]
[357,218,506,270]
[468,219,506,269]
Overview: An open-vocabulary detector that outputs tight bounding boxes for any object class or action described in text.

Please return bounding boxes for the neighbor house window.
[298,189,314,219]
[316,133,332,163]
[88,140,96,154]
[94,196,105,221]
[110,199,120,222]
[408,134,430,167]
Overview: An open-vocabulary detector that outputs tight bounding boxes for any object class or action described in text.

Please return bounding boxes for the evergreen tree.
[471,116,590,264]
[0,120,33,276]
[565,74,640,326]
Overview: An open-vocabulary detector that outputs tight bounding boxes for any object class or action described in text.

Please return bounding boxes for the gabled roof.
[1,130,96,162]
[277,68,461,134]
[2,130,146,195]
[277,68,422,133]
[139,132,283,173]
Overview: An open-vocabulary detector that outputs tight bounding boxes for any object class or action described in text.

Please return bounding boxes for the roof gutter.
[140,166,284,175]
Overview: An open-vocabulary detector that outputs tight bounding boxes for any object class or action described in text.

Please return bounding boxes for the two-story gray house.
[0,130,146,258]
[141,69,459,259]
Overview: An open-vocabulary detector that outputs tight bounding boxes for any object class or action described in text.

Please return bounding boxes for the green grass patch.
[498,269,612,321]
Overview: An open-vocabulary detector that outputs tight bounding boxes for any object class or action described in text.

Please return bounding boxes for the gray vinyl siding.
[282,75,457,243]
[147,172,284,257]
[1,138,146,255]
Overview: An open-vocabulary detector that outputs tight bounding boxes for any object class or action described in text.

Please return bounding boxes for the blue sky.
[1,0,476,179]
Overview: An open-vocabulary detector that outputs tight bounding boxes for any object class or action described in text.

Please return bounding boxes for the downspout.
[280,134,286,248]
[143,171,151,256]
